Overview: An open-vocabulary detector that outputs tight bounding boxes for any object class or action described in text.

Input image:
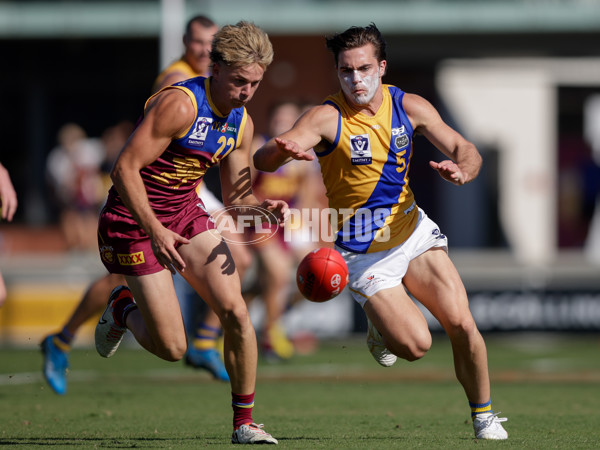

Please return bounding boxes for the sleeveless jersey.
[152,58,199,93]
[316,85,418,253]
[104,76,248,218]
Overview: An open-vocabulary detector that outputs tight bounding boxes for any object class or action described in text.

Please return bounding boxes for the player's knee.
[155,337,187,362]
[405,338,432,361]
[219,300,251,333]
[391,332,431,362]
[445,315,478,340]
[163,347,186,362]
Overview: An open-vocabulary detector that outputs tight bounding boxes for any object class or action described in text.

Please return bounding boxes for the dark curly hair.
[325,23,387,66]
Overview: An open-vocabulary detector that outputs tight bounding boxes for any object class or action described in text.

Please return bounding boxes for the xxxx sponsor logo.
[117,251,145,266]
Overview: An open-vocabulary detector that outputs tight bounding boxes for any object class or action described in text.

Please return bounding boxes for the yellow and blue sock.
[193,324,220,351]
[52,327,73,352]
[470,399,493,420]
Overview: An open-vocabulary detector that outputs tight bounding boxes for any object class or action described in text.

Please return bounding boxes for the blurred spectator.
[46,123,105,251]
[0,161,18,307]
[99,120,134,193]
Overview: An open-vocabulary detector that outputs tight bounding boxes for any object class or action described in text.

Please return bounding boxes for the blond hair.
[210,21,273,71]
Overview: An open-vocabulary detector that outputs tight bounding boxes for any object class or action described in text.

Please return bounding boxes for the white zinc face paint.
[339,67,380,105]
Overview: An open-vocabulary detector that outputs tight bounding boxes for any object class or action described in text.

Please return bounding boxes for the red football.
[296,247,349,303]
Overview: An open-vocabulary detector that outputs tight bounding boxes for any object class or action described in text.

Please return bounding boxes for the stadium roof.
[1,0,600,38]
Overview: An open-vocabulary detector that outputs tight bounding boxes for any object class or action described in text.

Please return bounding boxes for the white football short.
[336,208,448,307]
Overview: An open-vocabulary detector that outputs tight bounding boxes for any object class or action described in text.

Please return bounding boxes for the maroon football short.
[98,199,216,276]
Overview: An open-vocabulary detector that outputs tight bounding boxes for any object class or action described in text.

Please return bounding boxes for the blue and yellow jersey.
[316,85,418,253]
[105,77,247,217]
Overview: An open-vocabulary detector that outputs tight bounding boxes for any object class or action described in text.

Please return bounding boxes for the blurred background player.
[0,162,18,307]
[45,123,105,252]
[152,15,217,93]
[248,100,324,360]
[40,15,240,395]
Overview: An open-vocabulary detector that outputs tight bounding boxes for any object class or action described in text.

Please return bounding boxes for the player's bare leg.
[403,248,507,439]
[184,222,252,381]
[178,230,257,394]
[225,230,252,282]
[364,281,432,362]
[94,230,271,440]
[403,248,490,403]
[179,232,275,442]
[123,271,188,361]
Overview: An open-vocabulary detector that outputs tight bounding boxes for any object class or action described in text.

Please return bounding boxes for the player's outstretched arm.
[404,93,482,185]
[253,104,337,172]
[253,136,314,173]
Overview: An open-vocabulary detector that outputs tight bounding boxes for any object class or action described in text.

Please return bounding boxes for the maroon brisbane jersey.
[98,76,248,275]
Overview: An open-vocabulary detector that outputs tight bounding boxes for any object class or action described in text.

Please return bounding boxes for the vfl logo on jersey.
[188,117,213,147]
[392,126,409,149]
[118,251,145,266]
[350,134,372,165]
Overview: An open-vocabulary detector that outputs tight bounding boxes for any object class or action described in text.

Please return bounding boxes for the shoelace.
[242,423,272,436]
[479,412,508,427]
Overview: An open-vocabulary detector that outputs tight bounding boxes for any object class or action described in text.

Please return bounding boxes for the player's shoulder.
[402,92,433,109]
[145,88,196,135]
[149,88,194,113]
[401,92,444,134]
[294,103,339,141]
[402,92,438,118]
[301,103,339,124]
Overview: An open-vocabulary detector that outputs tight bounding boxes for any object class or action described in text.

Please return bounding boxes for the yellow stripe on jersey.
[235,109,248,150]
[205,77,226,117]
[143,85,199,140]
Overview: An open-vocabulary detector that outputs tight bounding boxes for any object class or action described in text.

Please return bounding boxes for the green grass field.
[1,333,600,448]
